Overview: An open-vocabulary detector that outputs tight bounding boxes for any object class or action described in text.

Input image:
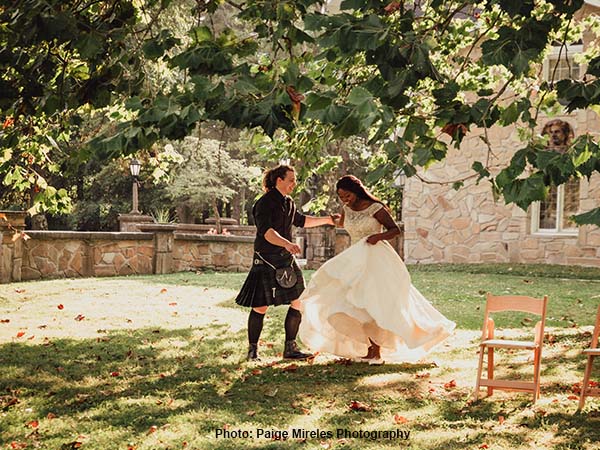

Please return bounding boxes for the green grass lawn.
[0,264,599,450]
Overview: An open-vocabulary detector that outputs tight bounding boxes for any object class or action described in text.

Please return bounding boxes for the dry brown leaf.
[348,400,371,412]
[393,414,409,424]
[444,380,457,389]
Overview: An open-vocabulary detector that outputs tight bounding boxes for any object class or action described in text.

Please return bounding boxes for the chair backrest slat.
[485,294,547,315]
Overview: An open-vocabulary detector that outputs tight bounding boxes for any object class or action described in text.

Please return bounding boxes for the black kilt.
[235,251,305,307]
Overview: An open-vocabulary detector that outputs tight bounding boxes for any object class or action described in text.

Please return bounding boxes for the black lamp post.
[129,158,141,214]
[393,169,406,221]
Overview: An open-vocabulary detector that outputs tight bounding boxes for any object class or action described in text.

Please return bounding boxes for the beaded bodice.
[343,203,384,244]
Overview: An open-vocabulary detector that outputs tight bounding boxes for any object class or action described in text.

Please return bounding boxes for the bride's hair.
[336,175,387,208]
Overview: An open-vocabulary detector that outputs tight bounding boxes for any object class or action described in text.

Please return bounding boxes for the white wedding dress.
[299,203,455,362]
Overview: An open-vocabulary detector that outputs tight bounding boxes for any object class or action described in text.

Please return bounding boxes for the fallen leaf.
[47,413,56,419]
[415,371,430,379]
[74,314,85,321]
[148,425,158,434]
[282,364,298,372]
[393,414,409,424]
[110,371,120,377]
[26,420,39,428]
[10,442,27,449]
[444,380,457,389]
[568,395,579,400]
[160,288,167,294]
[479,445,489,449]
[57,304,64,310]
[251,369,262,376]
[1,319,10,323]
[16,331,25,338]
[498,415,505,425]
[168,302,177,306]
[348,400,371,412]
[14,288,25,293]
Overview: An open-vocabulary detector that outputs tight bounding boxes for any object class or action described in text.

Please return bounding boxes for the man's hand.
[284,241,302,254]
[330,213,341,225]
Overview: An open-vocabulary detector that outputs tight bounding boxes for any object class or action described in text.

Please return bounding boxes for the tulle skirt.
[298,238,455,362]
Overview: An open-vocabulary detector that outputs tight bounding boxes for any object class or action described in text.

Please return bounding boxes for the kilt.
[235,251,305,308]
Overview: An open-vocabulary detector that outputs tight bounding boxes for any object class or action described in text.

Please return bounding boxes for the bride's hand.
[366,235,380,245]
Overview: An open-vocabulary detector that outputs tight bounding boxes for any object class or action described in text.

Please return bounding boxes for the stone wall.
[173,234,255,272]
[21,232,154,279]
[403,110,600,267]
[0,211,27,283]
[0,223,255,283]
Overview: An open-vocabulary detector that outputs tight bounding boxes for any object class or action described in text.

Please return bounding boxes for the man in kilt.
[236,164,338,360]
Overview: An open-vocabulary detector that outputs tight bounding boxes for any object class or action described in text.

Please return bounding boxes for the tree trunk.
[212,197,222,234]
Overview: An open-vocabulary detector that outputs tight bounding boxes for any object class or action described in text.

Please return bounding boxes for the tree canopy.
[1,0,600,225]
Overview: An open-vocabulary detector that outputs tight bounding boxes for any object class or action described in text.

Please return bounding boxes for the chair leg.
[475,346,485,400]
[532,348,542,403]
[487,347,494,396]
[578,355,594,410]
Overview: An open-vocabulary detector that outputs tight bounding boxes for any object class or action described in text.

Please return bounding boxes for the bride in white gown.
[299,175,455,364]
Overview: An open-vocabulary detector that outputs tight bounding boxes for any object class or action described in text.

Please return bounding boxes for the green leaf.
[403,117,428,142]
[472,161,490,181]
[76,34,104,59]
[347,86,373,105]
[500,101,520,125]
[143,38,165,59]
[571,207,600,226]
[190,26,213,42]
[502,173,547,210]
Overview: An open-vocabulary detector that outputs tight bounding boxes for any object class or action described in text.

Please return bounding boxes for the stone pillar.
[139,224,177,274]
[118,213,155,232]
[0,210,27,283]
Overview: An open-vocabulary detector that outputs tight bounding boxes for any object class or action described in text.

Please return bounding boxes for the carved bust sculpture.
[541,119,574,153]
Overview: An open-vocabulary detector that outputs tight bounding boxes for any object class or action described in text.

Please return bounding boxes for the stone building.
[403,2,600,267]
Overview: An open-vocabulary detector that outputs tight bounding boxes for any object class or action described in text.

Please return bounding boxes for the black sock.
[248,310,265,345]
[284,307,302,342]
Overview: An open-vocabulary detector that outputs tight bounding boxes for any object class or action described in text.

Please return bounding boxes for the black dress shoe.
[247,343,260,361]
[283,340,312,360]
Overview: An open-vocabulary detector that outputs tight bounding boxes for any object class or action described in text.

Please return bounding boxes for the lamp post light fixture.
[129,158,141,214]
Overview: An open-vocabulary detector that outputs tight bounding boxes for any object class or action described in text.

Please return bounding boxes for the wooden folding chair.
[475,293,548,403]
[578,304,600,410]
